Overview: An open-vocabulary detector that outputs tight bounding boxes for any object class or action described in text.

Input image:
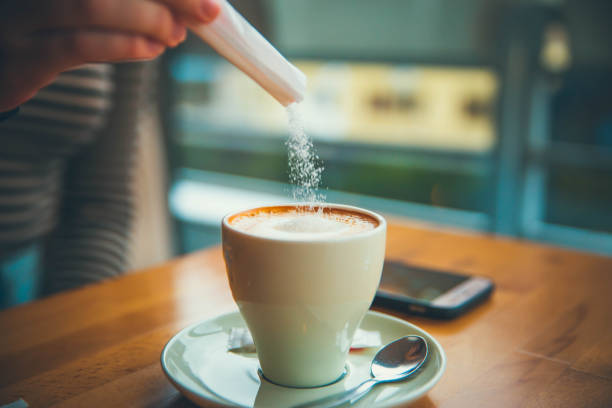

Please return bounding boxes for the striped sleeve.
[0,64,114,256]
[42,62,156,294]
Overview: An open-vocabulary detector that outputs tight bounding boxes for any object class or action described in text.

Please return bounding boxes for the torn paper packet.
[227,328,382,353]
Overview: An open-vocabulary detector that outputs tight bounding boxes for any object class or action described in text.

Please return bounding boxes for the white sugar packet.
[227,328,381,353]
[189,0,306,106]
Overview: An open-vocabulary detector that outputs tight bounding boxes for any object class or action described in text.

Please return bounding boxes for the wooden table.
[1,221,611,407]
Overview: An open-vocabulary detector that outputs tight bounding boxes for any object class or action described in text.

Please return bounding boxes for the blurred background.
[134,0,612,264]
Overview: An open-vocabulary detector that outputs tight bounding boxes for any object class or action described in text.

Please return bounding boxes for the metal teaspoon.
[294,335,428,408]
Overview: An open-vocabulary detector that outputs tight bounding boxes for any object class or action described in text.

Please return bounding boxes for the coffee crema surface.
[228,206,378,239]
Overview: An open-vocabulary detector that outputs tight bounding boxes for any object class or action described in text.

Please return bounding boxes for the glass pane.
[172,56,496,151]
[550,69,612,147]
[546,166,612,233]
[169,55,497,213]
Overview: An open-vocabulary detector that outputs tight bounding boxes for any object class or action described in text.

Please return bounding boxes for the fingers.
[0,29,166,111]
[36,31,167,71]
[17,0,186,47]
[155,0,221,25]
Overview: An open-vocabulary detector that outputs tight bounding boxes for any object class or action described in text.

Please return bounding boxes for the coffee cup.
[221,204,386,387]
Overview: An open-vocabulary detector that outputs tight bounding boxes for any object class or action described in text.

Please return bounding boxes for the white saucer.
[161,310,446,408]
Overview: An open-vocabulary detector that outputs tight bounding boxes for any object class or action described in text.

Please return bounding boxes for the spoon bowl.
[295,335,428,408]
[371,335,429,381]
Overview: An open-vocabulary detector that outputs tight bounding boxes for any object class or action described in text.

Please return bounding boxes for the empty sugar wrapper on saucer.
[227,328,381,353]
[227,327,257,353]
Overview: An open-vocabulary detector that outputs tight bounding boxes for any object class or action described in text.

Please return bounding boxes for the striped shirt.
[0,62,154,294]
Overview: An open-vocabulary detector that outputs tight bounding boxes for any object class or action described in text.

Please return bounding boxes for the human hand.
[0,0,221,111]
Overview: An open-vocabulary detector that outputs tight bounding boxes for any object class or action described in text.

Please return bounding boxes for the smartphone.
[373,260,494,319]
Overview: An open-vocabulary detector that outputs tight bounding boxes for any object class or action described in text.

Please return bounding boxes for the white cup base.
[257,364,350,389]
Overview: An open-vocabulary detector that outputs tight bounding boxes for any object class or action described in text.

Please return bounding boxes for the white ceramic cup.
[221,204,386,387]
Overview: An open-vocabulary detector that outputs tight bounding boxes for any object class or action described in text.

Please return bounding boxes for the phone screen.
[378,261,470,301]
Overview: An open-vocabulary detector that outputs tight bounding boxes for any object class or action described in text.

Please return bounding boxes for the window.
[163,0,612,255]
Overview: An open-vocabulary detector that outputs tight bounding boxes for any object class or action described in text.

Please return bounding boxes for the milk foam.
[230,209,376,239]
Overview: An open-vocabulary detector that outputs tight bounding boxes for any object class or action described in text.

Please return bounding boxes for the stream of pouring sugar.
[285,103,325,205]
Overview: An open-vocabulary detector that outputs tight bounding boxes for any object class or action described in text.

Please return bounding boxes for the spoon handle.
[293,378,378,408]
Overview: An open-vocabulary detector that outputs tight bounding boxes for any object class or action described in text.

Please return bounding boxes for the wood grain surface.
[0,220,610,407]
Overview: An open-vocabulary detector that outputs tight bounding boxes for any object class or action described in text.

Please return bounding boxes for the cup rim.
[222,203,386,243]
